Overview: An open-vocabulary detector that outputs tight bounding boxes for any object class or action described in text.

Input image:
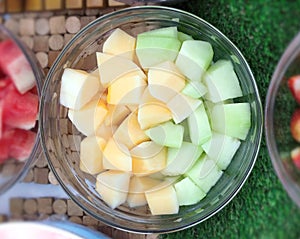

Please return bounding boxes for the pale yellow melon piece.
[96,170,131,209]
[130,141,167,176]
[102,137,132,171]
[107,73,147,105]
[167,93,202,124]
[68,100,108,136]
[95,123,117,141]
[148,61,186,103]
[96,52,146,87]
[145,184,179,215]
[104,104,131,126]
[127,176,161,208]
[60,68,100,110]
[90,68,106,93]
[137,88,172,130]
[103,28,136,61]
[80,136,106,174]
[126,104,139,112]
[113,112,150,149]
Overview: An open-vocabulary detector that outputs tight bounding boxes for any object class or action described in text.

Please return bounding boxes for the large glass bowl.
[265,32,300,208]
[40,6,263,233]
[0,25,44,195]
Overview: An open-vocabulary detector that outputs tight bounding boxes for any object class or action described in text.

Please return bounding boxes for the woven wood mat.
[0,2,159,238]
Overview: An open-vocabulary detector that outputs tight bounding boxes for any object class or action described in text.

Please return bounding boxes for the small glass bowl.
[40,6,263,233]
[0,25,44,195]
[265,32,300,208]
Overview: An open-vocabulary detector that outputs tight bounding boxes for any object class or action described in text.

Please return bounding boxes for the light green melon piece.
[177,31,193,42]
[139,26,178,38]
[181,80,207,99]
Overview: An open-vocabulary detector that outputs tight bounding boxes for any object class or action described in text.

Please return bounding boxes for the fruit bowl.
[0,25,43,194]
[40,6,263,233]
[265,32,300,208]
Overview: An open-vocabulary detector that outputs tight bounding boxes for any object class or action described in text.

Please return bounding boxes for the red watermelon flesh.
[0,39,36,94]
[2,84,38,130]
[0,128,14,163]
[0,78,12,99]
[0,100,3,139]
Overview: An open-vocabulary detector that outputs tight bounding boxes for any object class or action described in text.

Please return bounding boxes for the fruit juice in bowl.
[0,24,44,194]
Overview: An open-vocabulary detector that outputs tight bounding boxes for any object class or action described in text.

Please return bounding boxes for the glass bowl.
[265,32,300,208]
[40,6,263,233]
[0,25,44,195]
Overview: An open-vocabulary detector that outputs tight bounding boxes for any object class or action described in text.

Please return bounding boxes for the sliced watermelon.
[0,100,3,138]
[0,39,36,94]
[0,128,14,163]
[2,85,38,130]
[0,77,12,99]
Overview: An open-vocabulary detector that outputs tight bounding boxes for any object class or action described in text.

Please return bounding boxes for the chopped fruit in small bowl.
[40,6,263,233]
[0,25,43,194]
[265,31,300,208]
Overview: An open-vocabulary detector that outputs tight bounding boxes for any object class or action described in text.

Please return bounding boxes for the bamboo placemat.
[0,1,159,238]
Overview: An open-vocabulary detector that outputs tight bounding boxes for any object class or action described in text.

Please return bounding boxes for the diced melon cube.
[203,60,243,103]
[202,132,241,170]
[186,155,223,193]
[148,61,186,103]
[113,112,150,149]
[104,104,131,126]
[145,184,179,215]
[103,28,136,60]
[181,80,207,99]
[139,26,178,38]
[60,68,100,110]
[130,141,167,176]
[211,103,251,140]
[102,137,132,171]
[161,141,203,176]
[95,123,116,141]
[145,121,184,148]
[68,100,108,136]
[127,176,161,208]
[80,136,106,174]
[96,170,130,209]
[167,93,202,124]
[175,40,213,81]
[177,31,193,42]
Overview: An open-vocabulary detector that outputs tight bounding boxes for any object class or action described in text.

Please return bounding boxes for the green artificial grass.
[160,1,300,238]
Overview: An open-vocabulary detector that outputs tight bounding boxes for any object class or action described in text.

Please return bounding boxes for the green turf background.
[160,1,300,238]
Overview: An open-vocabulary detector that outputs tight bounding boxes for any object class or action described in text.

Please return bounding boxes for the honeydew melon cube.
[161,141,203,176]
[148,61,186,103]
[80,136,106,174]
[102,137,132,171]
[104,104,131,126]
[181,80,207,99]
[139,26,178,38]
[174,177,206,206]
[186,155,223,193]
[136,35,181,69]
[60,68,100,110]
[95,123,116,141]
[181,119,191,142]
[145,184,179,215]
[96,170,130,209]
[113,112,150,149]
[68,100,108,136]
[211,103,251,140]
[202,132,241,170]
[175,40,213,81]
[178,31,193,42]
[167,93,202,124]
[103,28,136,61]
[145,121,184,148]
[107,72,147,105]
[203,60,243,103]
[96,52,146,87]
[187,104,212,145]
[130,141,167,176]
[138,88,172,130]
[127,176,161,208]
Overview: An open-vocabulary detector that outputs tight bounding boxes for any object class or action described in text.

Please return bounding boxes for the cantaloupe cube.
[107,72,147,105]
[148,61,186,103]
[102,137,132,171]
[145,184,179,215]
[130,141,167,176]
[60,68,100,110]
[68,100,108,136]
[96,170,131,209]
[113,112,150,149]
[96,52,146,88]
[103,28,136,61]
[127,176,161,208]
[80,136,106,174]
[104,104,131,126]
